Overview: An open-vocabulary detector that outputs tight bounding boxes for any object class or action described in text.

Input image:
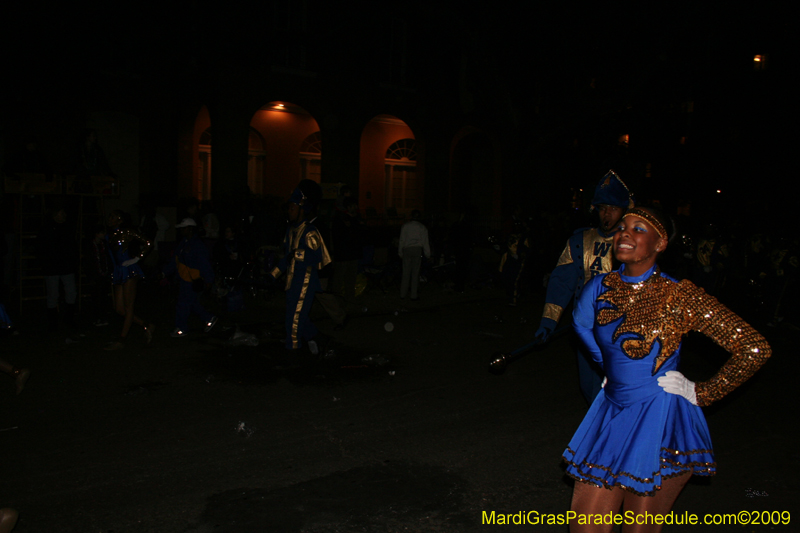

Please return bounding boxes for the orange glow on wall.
[249,102,320,199]
[359,115,415,215]
[193,105,212,201]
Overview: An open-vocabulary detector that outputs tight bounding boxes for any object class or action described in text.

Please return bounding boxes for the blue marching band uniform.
[163,230,215,333]
[536,170,634,403]
[564,263,771,495]
[270,186,331,351]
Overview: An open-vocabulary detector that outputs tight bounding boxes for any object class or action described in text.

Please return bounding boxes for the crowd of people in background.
[0,179,797,350]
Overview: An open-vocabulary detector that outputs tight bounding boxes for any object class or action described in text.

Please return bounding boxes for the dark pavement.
[1,277,797,532]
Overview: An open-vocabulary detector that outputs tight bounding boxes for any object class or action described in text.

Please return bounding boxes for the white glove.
[657,370,698,405]
[601,376,607,389]
[122,257,140,267]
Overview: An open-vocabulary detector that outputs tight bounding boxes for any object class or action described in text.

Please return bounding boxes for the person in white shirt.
[398,210,430,300]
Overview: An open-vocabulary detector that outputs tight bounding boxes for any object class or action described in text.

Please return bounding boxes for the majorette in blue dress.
[106,226,152,284]
[563,264,770,496]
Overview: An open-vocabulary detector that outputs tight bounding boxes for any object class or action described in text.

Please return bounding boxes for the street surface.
[1,277,796,532]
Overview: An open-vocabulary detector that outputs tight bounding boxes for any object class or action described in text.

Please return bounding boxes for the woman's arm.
[679,280,771,406]
[125,228,153,259]
[573,275,604,369]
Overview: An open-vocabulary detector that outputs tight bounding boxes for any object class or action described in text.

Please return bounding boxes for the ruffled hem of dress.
[563,447,716,497]
[112,265,144,285]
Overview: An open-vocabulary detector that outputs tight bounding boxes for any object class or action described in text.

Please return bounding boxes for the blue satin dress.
[563,265,715,496]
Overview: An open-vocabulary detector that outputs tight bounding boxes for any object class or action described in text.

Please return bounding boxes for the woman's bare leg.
[621,472,691,533]
[120,278,144,338]
[570,481,624,533]
[113,284,125,317]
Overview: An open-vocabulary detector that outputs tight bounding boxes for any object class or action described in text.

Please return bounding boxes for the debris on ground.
[226,327,259,347]
[235,421,255,437]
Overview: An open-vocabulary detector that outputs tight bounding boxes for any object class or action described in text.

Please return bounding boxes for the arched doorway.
[299,131,321,183]
[360,115,420,217]
[247,128,267,195]
[191,105,212,201]
[384,138,420,213]
[198,127,212,201]
[249,101,320,199]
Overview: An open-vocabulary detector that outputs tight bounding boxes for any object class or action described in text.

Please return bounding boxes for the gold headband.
[622,208,667,240]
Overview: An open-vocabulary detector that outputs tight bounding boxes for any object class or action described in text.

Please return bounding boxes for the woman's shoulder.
[656,269,700,292]
[657,268,682,284]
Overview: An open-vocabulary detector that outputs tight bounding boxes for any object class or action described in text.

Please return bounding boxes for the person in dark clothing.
[163,218,217,337]
[310,208,347,329]
[331,197,364,304]
[181,198,204,237]
[498,231,528,306]
[87,224,112,326]
[447,206,478,293]
[37,207,79,330]
[534,169,635,405]
[212,224,249,312]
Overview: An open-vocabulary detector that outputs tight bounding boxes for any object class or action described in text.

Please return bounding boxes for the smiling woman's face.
[613,211,666,276]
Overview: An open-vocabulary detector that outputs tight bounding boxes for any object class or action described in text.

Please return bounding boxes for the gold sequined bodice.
[596,269,771,406]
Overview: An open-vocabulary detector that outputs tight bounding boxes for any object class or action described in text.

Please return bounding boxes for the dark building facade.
[2,4,791,227]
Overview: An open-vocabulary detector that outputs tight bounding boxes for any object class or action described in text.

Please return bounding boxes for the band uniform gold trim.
[306,229,332,270]
[556,243,573,267]
[291,266,313,349]
[284,221,308,290]
[583,229,613,284]
[306,231,320,250]
[542,303,563,323]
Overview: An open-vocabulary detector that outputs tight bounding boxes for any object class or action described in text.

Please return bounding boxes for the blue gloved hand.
[534,325,552,343]
[657,371,697,405]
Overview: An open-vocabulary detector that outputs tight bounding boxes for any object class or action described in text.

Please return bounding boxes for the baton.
[488,324,572,375]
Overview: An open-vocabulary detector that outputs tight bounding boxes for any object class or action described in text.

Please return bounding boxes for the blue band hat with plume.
[289,187,307,209]
[590,169,635,210]
[290,179,322,213]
